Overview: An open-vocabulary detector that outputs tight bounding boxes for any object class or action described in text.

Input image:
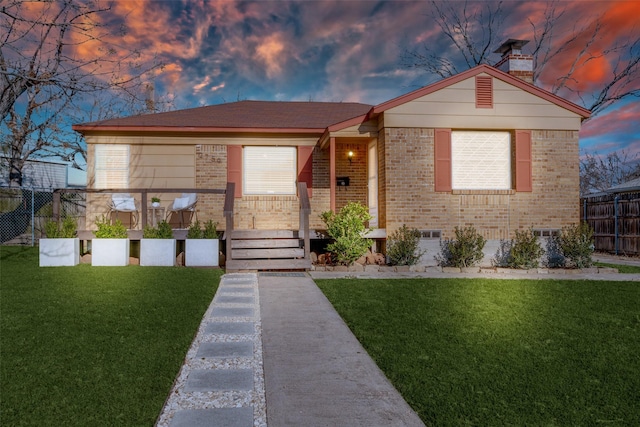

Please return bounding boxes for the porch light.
[348,150,354,164]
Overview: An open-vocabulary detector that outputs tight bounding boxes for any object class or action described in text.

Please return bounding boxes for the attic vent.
[475,76,493,108]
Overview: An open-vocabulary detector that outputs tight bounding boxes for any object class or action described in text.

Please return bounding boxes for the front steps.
[225,229,311,271]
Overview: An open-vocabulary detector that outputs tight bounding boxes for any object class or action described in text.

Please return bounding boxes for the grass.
[317,278,640,426]
[1,246,221,426]
[595,262,640,274]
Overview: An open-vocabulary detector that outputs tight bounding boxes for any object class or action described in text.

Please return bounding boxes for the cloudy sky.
[79,0,640,157]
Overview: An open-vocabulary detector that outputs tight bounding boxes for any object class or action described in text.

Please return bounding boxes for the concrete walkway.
[259,273,425,427]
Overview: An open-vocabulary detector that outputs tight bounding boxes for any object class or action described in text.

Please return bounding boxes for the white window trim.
[94,144,129,189]
[243,146,297,195]
[451,131,511,190]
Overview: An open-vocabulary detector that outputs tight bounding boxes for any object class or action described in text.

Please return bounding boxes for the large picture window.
[243,146,296,195]
[451,131,511,190]
[94,144,129,189]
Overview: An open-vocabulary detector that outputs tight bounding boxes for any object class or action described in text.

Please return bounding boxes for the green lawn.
[317,278,640,426]
[1,246,221,426]
[596,262,640,274]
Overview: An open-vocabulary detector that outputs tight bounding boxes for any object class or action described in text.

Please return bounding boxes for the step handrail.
[298,182,311,260]
[223,182,236,263]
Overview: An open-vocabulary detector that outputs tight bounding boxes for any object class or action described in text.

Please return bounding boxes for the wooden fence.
[581,192,640,255]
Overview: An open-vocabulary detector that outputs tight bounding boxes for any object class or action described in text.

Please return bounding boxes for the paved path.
[259,273,425,427]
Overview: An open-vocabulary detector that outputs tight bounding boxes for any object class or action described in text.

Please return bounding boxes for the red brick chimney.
[494,39,534,84]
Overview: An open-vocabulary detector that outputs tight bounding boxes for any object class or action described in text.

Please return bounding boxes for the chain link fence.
[0,187,86,246]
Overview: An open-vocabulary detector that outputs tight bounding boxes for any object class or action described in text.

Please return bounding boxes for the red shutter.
[515,130,532,192]
[434,129,452,192]
[475,76,493,108]
[297,146,314,198]
[227,145,243,198]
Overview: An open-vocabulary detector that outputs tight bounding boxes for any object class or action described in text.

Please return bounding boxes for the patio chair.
[166,193,198,228]
[108,193,139,228]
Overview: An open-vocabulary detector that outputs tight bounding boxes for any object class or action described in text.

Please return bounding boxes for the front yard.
[317,278,640,426]
[0,246,221,426]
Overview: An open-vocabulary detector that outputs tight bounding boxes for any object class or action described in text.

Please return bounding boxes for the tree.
[580,150,640,195]
[402,0,640,119]
[0,0,162,187]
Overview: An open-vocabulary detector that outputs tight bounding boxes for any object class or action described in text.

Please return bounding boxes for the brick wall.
[382,128,579,240]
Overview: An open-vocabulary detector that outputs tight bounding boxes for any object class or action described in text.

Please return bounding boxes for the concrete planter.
[185,239,219,267]
[39,238,80,267]
[92,239,130,266]
[140,239,176,266]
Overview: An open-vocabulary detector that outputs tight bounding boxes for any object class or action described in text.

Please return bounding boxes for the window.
[243,146,296,195]
[94,144,129,189]
[451,131,511,190]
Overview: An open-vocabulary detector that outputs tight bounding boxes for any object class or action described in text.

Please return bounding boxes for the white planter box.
[39,238,80,267]
[140,239,176,266]
[92,239,130,266]
[185,239,219,267]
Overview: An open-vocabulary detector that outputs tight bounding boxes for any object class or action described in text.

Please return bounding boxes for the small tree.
[436,226,486,268]
[387,225,425,266]
[320,202,372,266]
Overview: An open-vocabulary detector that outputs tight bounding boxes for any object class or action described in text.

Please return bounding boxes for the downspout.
[614,195,620,255]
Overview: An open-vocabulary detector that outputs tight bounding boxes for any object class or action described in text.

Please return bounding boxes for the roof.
[371,64,591,119]
[73,100,373,133]
[607,177,640,193]
[74,64,591,135]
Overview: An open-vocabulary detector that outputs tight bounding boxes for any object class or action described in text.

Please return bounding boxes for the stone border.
[311,264,619,274]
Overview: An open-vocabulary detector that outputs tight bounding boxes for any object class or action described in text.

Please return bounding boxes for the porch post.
[330,137,336,212]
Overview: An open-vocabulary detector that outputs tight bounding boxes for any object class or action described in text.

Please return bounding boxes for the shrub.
[544,234,565,268]
[44,216,77,238]
[93,216,128,238]
[321,201,372,266]
[187,220,220,239]
[203,220,220,239]
[143,220,174,239]
[557,223,594,268]
[186,220,203,239]
[508,228,544,269]
[492,239,512,268]
[436,226,486,268]
[387,225,425,266]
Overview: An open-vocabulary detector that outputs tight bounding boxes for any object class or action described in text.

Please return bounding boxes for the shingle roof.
[74,100,373,132]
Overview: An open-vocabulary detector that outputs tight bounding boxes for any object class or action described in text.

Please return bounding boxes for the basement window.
[533,229,560,237]
[420,230,442,239]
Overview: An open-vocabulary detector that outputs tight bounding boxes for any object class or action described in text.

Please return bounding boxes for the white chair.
[108,193,138,228]
[166,193,197,228]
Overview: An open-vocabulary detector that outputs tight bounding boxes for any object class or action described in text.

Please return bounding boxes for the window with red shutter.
[515,130,533,192]
[434,129,452,192]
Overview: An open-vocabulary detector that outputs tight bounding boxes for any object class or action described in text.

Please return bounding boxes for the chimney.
[494,39,534,84]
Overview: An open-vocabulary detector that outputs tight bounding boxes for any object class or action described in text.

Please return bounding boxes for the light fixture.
[348,150,354,164]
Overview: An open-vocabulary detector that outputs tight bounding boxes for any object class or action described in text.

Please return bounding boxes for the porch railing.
[52,187,227,226]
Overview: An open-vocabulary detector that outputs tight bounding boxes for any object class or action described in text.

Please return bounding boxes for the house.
[0,156,69,190]
[74,40,591,268]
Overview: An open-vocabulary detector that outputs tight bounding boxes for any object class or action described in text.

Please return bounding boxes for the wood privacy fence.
[581,192,640,255]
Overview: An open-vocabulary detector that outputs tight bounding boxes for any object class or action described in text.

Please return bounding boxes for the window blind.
[451,131,510,190]
[94,145,129,189]
[243,146,296,195]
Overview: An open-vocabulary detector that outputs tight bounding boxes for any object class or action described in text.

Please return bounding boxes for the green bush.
[321,201,372,266]
[143,220,174,239]
[93,216,128,239]
[44,216,77,238]
[436,226,486,268]
[387,225,425,266]
[187,220,220,239]
[558,223,594,268]
[508,228,544,269]
[544,234,565,268]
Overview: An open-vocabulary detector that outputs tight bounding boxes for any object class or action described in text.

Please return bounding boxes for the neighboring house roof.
[606,177,640,193]
[73,100,373,133]
[74,64,591,135]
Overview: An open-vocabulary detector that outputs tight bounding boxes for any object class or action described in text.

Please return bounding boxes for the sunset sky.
[17,0,640,165]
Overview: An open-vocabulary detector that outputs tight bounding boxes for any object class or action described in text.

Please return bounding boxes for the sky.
[9,0,640,178]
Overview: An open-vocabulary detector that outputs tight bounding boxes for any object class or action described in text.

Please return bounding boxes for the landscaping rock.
[443,267,461,273]
[461,267,480,273]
